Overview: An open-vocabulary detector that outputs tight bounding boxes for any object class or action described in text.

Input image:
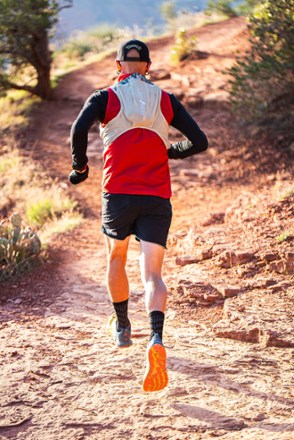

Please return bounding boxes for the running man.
[69,39,208,392]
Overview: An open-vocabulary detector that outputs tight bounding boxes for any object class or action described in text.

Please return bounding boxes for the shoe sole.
[143,343,168,392]
[116,339,133,348]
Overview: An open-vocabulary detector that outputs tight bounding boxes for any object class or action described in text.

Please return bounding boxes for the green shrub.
[26,189,77,227]
[276,231,293,243]
[57,24,119,61]
[62,40,94,60]
[237,0,261,16]
[170,29,197,66]
[228,0,294,132]
[26,199,54,226]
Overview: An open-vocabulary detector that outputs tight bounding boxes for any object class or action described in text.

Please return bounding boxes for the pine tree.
[0,0,72,99]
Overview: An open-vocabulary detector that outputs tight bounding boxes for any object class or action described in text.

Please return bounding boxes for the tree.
[0,0,72,99]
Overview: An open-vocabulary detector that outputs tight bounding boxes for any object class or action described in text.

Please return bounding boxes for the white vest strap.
[100,74,170,149]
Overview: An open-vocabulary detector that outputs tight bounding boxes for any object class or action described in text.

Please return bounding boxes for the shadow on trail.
[0,244,106,325]
[172,403,294,433]
[168,356,294,409]
[172,403,246,431]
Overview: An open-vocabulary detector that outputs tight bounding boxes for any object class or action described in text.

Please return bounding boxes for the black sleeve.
[70,90,108,169]
[168,94,208,159]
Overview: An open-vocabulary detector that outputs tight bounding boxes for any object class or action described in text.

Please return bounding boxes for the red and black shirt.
[70,73,208,198]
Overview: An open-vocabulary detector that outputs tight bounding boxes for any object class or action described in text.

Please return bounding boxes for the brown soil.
[1,18,293,440]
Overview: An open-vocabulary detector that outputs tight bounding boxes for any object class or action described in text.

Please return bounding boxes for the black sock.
[113,299,130,329]
[149,311,165,341]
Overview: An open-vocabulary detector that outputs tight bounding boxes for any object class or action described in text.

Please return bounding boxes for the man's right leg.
[140,240,168,391]
[104,235,133,347]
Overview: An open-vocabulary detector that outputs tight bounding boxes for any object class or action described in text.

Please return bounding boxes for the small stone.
[285,252,294,274]
[179,169,199,177]
[175,256,199,266]
[253,413,266,422]
[201,212,225,226]
[203,293,222,302]
[234,251,256,265]
[219,286,242,298]
[269,260,285,274]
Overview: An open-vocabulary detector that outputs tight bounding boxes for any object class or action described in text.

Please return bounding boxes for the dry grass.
[0,93,83,261]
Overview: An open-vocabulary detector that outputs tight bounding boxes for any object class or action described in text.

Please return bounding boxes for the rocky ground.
[0,17,293,440]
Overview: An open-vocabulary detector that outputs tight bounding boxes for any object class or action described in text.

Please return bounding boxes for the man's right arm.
[168,94,208,159]
[70,90,108,170]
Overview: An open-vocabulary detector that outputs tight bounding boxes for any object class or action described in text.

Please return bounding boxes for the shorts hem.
[135,235,167,249]
[101,227,131,241]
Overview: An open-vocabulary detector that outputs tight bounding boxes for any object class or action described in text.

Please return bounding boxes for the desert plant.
[276,231,293,243]
[228,0,294,135]
[0,213,41,280]
[170,29,197,66]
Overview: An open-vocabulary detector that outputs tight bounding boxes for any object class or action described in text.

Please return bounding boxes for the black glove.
[68,165,89,185]
[167,145,178,159]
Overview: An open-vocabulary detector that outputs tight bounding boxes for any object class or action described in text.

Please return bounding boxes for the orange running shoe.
[143,334,168,392]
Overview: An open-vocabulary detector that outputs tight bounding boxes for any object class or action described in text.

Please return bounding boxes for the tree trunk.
[32,29,53,100]
[35,64,52,100]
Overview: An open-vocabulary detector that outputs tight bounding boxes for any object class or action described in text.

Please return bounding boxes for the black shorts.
[101,193,172,248]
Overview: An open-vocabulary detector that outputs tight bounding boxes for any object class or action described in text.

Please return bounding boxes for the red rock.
[261,252,280,262]
[201,212,225,226]
[218,286,242,298]
[267,252,294,274]
[259,330,294,348]
[216,251,255,268]
[213,323,260,343]
[285,252,294,274]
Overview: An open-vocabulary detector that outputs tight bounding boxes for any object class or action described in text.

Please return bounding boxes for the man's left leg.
[105,235,133,348]
[139,240,168,391]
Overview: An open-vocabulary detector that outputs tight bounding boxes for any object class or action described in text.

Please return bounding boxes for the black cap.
[116,39,151,62]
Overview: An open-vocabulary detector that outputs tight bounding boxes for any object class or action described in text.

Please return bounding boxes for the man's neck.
[117,73,144,82]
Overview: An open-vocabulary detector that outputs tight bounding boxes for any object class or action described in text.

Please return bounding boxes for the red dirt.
[1,18,293,440]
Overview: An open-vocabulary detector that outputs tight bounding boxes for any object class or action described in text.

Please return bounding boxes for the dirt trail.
[1,18,293,439]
